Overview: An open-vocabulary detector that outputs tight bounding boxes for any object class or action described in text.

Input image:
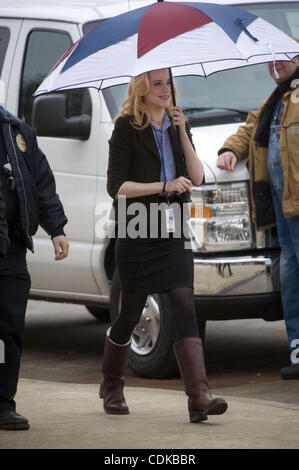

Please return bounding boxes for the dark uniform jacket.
[0,106,67,251]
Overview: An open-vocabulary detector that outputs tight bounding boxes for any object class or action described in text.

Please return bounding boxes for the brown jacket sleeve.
[107,117,133,200]
[218,110,259,162]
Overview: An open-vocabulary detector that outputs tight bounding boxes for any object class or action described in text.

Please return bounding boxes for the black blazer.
[107,115,194,224]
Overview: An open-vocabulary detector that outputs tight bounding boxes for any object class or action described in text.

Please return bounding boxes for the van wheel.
[110,270,179,379]
[86,306,110,322]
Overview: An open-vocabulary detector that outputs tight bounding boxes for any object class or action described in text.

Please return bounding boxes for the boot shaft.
[173,336,210,400]
[100,328,131,415]
[174,336,228,422]
[102,328,131,379]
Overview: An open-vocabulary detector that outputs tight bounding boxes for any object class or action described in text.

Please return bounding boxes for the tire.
[110,270,179,379]
[86,305,110,322]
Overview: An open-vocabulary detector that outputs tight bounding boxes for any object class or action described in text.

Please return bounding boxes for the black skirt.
[115,236,194,297]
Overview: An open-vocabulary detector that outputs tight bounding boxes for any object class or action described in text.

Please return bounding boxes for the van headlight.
[189,182,252,251]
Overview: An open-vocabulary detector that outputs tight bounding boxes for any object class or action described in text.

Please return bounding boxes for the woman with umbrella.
[100,68,228,423]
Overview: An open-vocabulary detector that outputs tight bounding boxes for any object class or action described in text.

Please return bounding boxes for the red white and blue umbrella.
[34,0,299,96]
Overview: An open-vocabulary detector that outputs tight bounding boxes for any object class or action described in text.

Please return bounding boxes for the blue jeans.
[267,144,299,363]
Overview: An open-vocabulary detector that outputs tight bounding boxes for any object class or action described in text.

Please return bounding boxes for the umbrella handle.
[156,2,189,200]
[168,67,191,203]
[156,0,189,202]
[168,66,176,107]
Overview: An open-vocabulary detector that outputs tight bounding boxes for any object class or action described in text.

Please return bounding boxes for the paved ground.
[20,300,290,391]
[1,378,299,450]
[1,300,298,450]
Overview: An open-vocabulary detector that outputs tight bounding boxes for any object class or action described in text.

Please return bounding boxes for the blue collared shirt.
[151,114,176,182]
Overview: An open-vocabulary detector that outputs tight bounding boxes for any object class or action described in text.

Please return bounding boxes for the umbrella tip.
[267,42,280,79]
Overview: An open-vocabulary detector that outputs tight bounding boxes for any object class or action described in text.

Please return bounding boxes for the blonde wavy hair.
[116,71,176,130]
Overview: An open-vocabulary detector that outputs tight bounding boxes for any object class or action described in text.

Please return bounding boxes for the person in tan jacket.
[217,54,299,379]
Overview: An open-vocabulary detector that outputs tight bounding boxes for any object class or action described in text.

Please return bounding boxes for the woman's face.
[144,69,172,111]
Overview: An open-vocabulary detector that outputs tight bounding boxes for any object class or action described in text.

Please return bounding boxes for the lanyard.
[152,125,167,182]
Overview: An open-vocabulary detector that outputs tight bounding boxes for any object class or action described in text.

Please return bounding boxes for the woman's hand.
[170,106,186,134]
[166,176,192,194]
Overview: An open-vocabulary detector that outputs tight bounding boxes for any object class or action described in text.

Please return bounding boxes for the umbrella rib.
[200,62,207,79]
[42,50,299,94]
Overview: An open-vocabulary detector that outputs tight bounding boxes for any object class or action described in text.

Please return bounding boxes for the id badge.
[165,207,175,233]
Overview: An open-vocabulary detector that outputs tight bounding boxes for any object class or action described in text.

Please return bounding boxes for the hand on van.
[52,235,69,261]
[216,151,238,172]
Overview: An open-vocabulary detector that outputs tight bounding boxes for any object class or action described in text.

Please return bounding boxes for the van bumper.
[193,252,283,321]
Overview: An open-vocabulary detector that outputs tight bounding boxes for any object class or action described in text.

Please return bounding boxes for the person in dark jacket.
[0,106,68,430]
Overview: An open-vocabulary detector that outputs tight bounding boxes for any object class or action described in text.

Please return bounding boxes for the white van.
[1,0,298,378]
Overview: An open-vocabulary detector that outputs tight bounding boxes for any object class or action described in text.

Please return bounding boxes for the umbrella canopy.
[34,1,299,96]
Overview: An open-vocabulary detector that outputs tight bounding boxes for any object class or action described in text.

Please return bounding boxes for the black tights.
[109,286,199,345]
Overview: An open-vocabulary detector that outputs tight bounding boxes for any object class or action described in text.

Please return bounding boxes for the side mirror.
[31,93,91,140]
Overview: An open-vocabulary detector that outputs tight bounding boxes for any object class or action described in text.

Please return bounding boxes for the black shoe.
[280,364,299,380]
[0,410,30,430]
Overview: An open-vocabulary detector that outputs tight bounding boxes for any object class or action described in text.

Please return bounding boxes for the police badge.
[16,134,26,152]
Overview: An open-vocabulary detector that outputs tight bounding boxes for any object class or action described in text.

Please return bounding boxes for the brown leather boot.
[174,336,228,423]
[99,328,131,414]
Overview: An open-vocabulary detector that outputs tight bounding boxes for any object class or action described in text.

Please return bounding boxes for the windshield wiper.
[183,106,250,118]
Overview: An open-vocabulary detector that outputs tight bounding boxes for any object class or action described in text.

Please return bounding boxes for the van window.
[242,2,299,37]
[0,27,10,76]
[83,19,105,35]
[19,29,71,124]
[19,29,91,126]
